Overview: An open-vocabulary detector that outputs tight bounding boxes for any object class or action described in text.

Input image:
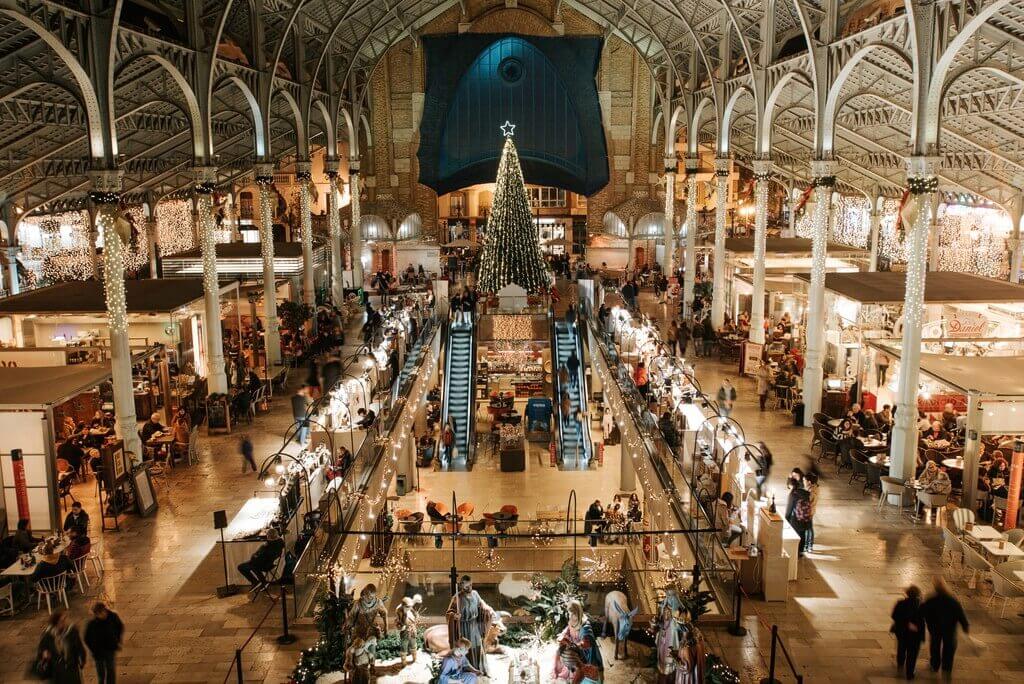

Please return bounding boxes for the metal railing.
[588,315,738,619]
[290,315,440,616]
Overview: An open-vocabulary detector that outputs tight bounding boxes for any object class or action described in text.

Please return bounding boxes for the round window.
[498,57,524,84]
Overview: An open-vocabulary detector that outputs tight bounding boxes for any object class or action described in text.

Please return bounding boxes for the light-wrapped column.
[349,160,364,288]
[711,158,730,328]
[750,159,771,345]
[889,158,939,482]
[662,157,676,276]
[194,167,228,394]
[145,214,159,278]
[868,198,882,272]
[255,165,281,366]
[801,160,836,426]
[683,157,699,310]
[296,162,315,307]
[89,170,141,459]
[325,160,343,305]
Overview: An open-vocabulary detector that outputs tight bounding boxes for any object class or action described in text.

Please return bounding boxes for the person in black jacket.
[237,529,285,587]
[891,585,925,680]
[921,577,969,677]
[36,610,86,684]
[84,602,123,684]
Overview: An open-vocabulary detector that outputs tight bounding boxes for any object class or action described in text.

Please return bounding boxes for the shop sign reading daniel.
[945,310,988,338]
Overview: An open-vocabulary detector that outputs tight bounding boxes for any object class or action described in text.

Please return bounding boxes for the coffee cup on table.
[966,522,974,532]
[999,540,1005,550]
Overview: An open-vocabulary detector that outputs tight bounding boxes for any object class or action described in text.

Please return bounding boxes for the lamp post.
[258,450,313,518]
[449,490,459,597]
[566,488,578,568]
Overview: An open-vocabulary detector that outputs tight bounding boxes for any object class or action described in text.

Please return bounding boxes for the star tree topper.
[500,120,516,138]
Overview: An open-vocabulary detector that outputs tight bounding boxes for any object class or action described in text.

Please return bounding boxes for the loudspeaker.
[213,510,228,529]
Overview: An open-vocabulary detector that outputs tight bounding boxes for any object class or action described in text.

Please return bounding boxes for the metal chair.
[864,461,883,494]
[951,507,976,533]
[962,546,993,589]
[878,476,906,513]
[941,527,964,573]
[34,573,69,614]
[86,550,104,581]
[818,432,840,465]
[989,568,1024,617]
[0,583,14,617]
[70,556,91,593]
[849,451,868,485]
[917,490,948,523]
[249,549,288,602]
[1003,528,1024,548]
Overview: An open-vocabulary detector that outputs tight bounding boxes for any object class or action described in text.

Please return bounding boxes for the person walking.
[667,321,679,357]
[891,586,925,681]
[691,319,703,358]
[291,388,310,446]
[677,320,690,357]
[566,349,581,387]
[565,303,577,330]
[785,475,811,557]
[757,362,772,411]
[84,602,124,684]
[35,610,86,683]
[239,434,257,474]
[717,379,737,417]
[634,361,649,398]
[558,363,570,389]
[804,471,820,553]
[921,577,969,678]
[560,391,572,426]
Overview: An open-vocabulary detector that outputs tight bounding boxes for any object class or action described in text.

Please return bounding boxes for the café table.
[942,458,964,470]
[979,540,1024,559]
[1,541,70,578]
[869,454,891,468]
[827,419,842,428]
[861,437,887,451]
[1013,570,1024,587]
[965,524,1002,542]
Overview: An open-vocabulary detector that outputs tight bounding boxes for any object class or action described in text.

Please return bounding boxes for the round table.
[861,438,887,451]
[869,454,891,468]
[942,458,964,470]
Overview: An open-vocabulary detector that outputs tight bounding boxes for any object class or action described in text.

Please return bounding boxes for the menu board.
[102,440,127,490]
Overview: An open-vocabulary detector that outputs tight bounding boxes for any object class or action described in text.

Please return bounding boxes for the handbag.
[31,653,52,680]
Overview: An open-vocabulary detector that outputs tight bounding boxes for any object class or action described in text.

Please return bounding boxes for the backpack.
[793,498,812,524]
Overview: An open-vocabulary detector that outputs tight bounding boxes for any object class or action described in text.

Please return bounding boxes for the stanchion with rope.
[277,584,297,644]
[726,585,747,636]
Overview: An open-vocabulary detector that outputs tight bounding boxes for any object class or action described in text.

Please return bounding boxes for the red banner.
[11,449,29,525]
[917,393,967,415]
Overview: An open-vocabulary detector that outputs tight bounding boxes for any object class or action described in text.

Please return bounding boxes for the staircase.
[443,320,475,470]
[554,320,590,465]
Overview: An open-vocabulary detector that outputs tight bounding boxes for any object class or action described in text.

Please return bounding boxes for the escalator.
[552,318,592,467]
[441,317,477,470]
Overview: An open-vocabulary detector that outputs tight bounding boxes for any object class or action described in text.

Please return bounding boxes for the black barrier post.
[235,649,244,684]
[759,624,779,684]
[727,588,747,636]
[277,585,297,644]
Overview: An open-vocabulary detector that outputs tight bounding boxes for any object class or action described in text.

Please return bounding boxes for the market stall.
[0,363,118,532]
[796,271,1024,416]
[0,278,239,380]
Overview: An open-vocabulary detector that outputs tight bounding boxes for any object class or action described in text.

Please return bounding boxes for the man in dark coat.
[84,602,124,684]
[921,577,969,677]
[891,585,925,680]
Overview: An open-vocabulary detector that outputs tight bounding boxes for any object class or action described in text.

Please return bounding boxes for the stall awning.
[0,363,112,408]
[872,344,1024,399]
[725,237,868,256]
[0,279,211,315]
[794,271,1024,305]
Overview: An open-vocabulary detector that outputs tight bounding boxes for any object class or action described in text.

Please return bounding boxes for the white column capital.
[751,158,773,178]
[324,158,341,176]
[714,157,731,176]
[253,163,275,180]
[810,158,837,180]
[663,157,678,173]
[684,157,700,175]
[905,156,941,179]
[295,160,313,179]
[349,158,361,173]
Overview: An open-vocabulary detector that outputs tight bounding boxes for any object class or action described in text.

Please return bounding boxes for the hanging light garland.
[155,198,197,256]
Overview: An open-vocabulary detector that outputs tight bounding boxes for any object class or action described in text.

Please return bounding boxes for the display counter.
[220,495,301,585]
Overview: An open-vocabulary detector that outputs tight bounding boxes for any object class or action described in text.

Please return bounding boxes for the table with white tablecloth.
[219,497,300,586]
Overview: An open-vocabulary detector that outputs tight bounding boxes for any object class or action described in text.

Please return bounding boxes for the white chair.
[1003,528,1024,548]
[962,546,993,589]
[952,507,976,533]
[70,556,90,592]
[34,573,69,614]
[988,571,1024,618]
[941,527,964,572]
[917,490,948,524]
[86,550,104,580]
[0,583,14,617]
[878,476,906,513]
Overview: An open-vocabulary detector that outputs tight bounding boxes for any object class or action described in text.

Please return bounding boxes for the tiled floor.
[1,288,1021,683]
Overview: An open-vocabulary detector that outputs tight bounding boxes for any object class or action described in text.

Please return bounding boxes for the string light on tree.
[477,123,551,294]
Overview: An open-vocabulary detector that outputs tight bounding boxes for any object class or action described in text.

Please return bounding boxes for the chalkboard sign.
[130,464,158,517]
[207,396,231,435]
[102,440,128,492]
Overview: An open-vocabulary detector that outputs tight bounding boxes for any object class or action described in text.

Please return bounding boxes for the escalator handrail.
[549,305,563,454]
[573,314,593,462]
[440,315,453,458]
[466,315,478,464]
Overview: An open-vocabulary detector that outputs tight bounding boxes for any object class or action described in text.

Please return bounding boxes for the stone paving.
[0,289,1021,683]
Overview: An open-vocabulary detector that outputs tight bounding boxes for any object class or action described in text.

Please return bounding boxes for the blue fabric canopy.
[418,34,609,196]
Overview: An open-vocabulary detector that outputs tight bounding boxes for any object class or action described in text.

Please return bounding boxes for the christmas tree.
[477,122,551,294]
